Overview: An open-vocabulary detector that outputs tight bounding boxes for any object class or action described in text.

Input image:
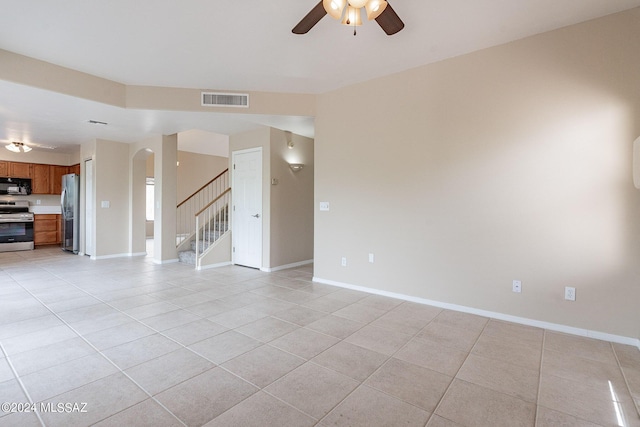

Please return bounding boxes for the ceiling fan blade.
[292,1,327,34]
[375,2,404,35]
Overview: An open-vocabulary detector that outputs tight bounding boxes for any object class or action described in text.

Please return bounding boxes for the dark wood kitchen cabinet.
[0,161,8,177]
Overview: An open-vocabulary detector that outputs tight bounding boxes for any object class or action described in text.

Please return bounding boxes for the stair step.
[178,250,196,265]
[190,241,212,252]
[179,229,228,265]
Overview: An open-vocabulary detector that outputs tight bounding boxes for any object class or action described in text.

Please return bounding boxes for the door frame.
[231,147,263,269]
[84,158,94,257]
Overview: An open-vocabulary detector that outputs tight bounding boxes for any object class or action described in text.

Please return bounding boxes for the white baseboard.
[262,259,313,273]
[197,261,232,271]
[313,276,640,350]
[90,252,147,260]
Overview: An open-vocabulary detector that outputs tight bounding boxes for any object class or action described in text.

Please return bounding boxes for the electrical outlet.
[512,280,522,293]
[564,286,576,301]
[341,257,347,267]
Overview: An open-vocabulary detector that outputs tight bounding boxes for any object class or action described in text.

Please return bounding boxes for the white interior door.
[232,148,262,268]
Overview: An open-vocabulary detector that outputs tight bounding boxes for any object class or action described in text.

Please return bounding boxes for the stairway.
[176,168,231,268]
[177,210,229,265]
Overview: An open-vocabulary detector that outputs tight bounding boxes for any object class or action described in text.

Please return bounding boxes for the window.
[146,177,154,221]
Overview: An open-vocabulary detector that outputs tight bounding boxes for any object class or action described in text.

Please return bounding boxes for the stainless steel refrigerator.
[61,173,80,253]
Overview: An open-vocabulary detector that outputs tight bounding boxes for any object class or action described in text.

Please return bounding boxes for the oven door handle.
[0,217,34,223]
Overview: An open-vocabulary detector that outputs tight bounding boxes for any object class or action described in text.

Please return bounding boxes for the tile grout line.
[6,269,190,427]
[537,333,639,425]
[611,342,640,419]
[424,316,492,426]
[214,299,435,425]
[12,262,338,425]
[533,329,547,427]
[314,304,448,426]
[0,340,47,427]
[215,303,379,423]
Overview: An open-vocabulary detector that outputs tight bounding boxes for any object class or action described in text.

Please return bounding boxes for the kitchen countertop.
[30,206,62,215]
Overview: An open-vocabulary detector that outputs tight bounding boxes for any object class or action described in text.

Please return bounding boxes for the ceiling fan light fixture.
[348,0,368,8]
[323,0,347,20]
[294,0,404,36]
[341,6,362,26]
[365,0,387,20]
[6,142,31,153]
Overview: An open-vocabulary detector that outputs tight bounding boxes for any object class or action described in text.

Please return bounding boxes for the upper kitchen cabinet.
[9,162,32,178]
[0,161,78,194]
[51,166,69,195]
[31,164,52,194]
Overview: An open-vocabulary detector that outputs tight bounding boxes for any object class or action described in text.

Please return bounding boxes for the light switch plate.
[319,202,330,211]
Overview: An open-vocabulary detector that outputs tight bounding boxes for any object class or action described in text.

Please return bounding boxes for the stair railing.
[176,168,229,246]
[195,188,231,267]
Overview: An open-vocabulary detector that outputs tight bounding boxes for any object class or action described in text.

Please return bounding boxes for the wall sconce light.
[285,131,294,149]
[289,163,304,172]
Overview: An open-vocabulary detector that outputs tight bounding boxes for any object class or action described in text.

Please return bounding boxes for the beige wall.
[229,127,314,270]
[314,9,640,340]
[94,139,130,257]
[269,128,314,267]
[176,151,229,204]
[0,49,126,107]
[0,48,315,117]
[0,150,76,166]
[131,135,178,263]
[147,150,228,238]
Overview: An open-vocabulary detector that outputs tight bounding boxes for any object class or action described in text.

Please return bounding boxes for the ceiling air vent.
[201,92,249,108]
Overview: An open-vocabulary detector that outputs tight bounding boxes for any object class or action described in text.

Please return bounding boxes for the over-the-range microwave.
[0,177,32,195]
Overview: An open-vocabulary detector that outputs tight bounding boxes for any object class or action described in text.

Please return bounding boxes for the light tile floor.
[0,247,639,426]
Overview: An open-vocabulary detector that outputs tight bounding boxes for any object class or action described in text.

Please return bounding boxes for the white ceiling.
[1,0,639,153]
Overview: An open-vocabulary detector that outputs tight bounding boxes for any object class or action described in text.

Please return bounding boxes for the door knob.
[251,214,260,218]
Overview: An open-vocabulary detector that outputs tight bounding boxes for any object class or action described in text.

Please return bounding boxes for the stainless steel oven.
[0,201,34,252]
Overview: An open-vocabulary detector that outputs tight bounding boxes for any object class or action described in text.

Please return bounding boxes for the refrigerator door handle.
[61,188,66,218]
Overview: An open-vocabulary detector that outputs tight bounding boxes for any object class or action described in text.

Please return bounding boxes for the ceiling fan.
[293,0,404,36]
[4,141,57,153]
